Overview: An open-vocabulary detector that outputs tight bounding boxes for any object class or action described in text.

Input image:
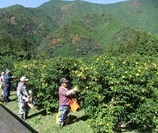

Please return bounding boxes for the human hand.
[73,85,79,92]
[29,90,32,95]
[12,76,16,78]
[25,97,30,102]
[23,96,29,102]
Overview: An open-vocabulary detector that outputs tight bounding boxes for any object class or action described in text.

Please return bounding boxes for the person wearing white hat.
[17,76,33,121]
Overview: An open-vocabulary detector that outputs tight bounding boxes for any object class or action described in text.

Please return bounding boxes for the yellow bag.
[55,112,70,124]
[69,98,80,112]
[56,113,59,124]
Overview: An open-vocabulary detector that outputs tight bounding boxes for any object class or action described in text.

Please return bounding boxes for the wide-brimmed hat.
[20,76,29,82]
[60,78,69,83]
[1,72,5,75]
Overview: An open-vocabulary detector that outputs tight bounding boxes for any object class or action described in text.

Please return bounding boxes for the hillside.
[37,0,158,57]
[0,1,157,132]
[0,0,158,61]
[0,5,57,46]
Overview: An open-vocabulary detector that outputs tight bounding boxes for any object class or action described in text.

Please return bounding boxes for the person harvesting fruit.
[58,77,78,130]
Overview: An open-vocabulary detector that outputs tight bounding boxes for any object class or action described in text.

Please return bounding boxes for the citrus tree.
[13,54,158,132]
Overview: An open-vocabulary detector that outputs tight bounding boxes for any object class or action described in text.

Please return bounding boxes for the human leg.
[0,83,3,98]
[19,102,25,121]
[2,85,9,102]
[24,103,30,119]
[58,105,70,129]
[7,84,11,101]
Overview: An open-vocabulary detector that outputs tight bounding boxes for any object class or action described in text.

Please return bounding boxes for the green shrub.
[12,54,158,132]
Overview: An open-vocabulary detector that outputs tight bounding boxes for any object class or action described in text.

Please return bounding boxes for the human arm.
[59,86,78,96]
[5,74,15,80]
[17,84,23,100]
[4,74,15,84]
[17,85,29,102]
[66,87,78,96]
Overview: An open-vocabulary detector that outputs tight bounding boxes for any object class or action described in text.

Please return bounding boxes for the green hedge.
[13,55,158,132]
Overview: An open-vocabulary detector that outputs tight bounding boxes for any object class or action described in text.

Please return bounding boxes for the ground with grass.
[1,90,157,133]
[1,90,93,133]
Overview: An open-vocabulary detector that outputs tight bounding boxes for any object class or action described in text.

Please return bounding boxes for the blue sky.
[0,0,129,8]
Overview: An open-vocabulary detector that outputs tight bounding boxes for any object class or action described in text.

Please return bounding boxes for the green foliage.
[106,28,158,57]
[12,54,158,132]
[0,31,35,71]
[0,1,158,132]
[0,0,158,58]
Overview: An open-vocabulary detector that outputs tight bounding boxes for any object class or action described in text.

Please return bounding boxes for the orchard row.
[13,55,158,132]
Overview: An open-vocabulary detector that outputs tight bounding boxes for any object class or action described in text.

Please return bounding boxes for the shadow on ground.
[28,109,46,119]
[68,114,89,125]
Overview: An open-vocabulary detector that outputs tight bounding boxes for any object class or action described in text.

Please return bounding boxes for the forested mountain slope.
[0,0,157,60]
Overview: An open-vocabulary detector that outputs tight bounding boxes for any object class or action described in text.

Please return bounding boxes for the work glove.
[25,98,29,102]
[22,96,29,102]
[73,86,79,92]
[29,90,32,95]
[66,89,76,95]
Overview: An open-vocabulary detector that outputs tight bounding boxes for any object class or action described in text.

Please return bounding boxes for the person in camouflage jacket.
[17,76,33,121]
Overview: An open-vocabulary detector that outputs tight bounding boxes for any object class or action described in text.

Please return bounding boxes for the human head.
[20,76,29,84]
[5,68,10,73]
[1,72,5,76]
[60,78,69,87]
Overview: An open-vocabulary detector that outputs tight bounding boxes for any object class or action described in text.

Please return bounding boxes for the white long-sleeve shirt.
[17,83,29,103]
